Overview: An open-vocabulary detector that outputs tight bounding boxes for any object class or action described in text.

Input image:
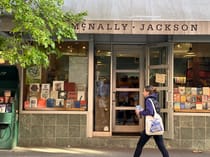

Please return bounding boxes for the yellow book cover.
[180,95,186,102]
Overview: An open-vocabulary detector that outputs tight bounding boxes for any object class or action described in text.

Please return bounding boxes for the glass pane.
[115,110,139,125]
[116,73,139,88]
[173,43,210,112]
[94,45,111,131]
[23,41,89,111]
[116,56,139,70]
[149,69,167,87]
[150,47,167,65]
[157,90,167,108]
[116,92,139,107]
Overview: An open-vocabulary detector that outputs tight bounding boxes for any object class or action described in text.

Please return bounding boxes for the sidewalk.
[0,147,210,157]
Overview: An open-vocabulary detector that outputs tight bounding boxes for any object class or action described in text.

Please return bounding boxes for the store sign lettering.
[139,24,198,31]
[75,21,199,34]
[79,23,128,31]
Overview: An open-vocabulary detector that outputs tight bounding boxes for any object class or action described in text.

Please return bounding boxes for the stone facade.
[18,114,210,151]
[172,115,210,151]
[18,114,87,147]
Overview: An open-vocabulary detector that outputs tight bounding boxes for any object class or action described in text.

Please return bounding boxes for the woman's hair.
[144,85,157,95]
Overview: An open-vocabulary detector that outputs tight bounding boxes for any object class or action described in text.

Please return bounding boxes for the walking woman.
[133,85,169,157]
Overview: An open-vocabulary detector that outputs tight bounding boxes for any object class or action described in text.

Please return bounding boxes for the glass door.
[146,43,173,138]
[112,45,144,133]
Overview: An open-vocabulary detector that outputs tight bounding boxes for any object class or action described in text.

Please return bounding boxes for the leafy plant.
[0,0,87,68]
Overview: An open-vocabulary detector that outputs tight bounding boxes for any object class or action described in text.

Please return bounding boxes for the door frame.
[112,44,145,133]
[145,42,174,139]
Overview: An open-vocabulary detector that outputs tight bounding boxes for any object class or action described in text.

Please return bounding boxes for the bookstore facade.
[1,0,210,151]
[16,26,210,150]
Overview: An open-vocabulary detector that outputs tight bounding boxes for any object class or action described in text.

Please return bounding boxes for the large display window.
[22,41,89,111]
[174,43,210,112]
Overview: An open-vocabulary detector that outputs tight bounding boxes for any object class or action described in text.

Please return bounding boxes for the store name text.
[75,22,198,34]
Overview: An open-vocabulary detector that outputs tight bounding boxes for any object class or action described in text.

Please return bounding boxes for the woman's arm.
[139,99,154,116]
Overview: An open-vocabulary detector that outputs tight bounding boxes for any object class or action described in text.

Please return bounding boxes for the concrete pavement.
[0,147,210,157]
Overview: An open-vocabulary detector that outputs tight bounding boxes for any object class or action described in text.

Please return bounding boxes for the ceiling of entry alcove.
[174,43,210,58]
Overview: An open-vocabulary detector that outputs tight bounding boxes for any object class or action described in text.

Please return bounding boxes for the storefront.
[1,0,210,151]
[14,33,210,151]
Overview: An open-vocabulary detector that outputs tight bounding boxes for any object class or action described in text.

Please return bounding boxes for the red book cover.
[38,98,46,108]
[196,95,202,103]
[64,82,76,91]
[67,91,77,100]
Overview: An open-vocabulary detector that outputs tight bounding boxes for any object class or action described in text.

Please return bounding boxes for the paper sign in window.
[155,73,166,84]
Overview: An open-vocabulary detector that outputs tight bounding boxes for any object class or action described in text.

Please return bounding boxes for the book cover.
[196,95,202,103]
[185,102,191,109]
[41,83,50,99]
[202,95,208,103]
[197,87,203,95]
[186,95,193,102]
[173,102,180,110]
[37,98,46,108]
[203,102,208,110]
[178,87,185,95]
[173,88,179,94]
[196,102,203,110]
[77,91,85,101]
[180,103,185,109]
[58,91,67,99]
[67,91,77,100]
[64,82,76,91]
[50,91,58,99]
[180,95,186,103]
[55,99,64,107]
[66,99,75,108]
[190,103,196,109]
[29,97,38,108]
[185,87,191,95]
[191,95,197,103]
[53,81,64,91]
[30,83,40,93]
[173,94,180,102]
[191,87,197,95]
[203,87,210,95]
[207,102,210,110]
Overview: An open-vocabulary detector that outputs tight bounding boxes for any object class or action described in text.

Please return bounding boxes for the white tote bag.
[145,99,164,136]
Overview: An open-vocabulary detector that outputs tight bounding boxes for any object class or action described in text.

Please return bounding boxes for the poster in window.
[30,83,40,93]
[50,91,58,99]
[77,91,85,101]
[55,99,64,107]
[58,91,67,99]
[53,81,64,91]
[26,66,42,84]
[30,97,38,108]
[66,99,74,108]
[41,84,50,99]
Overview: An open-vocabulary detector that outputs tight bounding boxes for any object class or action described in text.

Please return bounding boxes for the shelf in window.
[24,107,86,111]
[174,109,210,113]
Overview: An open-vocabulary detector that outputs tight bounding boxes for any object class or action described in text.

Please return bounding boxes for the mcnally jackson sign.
[0,17,209,35]
[75,20,210,35]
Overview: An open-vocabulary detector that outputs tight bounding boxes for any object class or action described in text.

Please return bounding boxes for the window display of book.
[173,86,210,112]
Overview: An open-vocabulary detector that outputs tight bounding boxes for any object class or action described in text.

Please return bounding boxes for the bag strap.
[148,98,157,116]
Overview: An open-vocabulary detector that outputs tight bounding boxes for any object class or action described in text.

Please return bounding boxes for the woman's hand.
[135,109,141,115]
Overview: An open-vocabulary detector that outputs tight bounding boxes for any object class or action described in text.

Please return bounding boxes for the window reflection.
[116,57,139,69]
[150,47,167,65]
[116,73,139,88]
